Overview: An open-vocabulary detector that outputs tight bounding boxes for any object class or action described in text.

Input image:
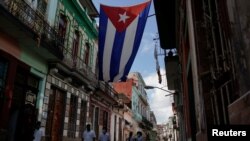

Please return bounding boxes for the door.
[8,68,38,141]
[46,87,66,141]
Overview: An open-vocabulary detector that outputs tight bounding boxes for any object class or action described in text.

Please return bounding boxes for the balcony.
[0,0,104,96]
[140,116,153,130]
[49,54,98,91]
[94,81,119,105]
[0,0,63,60]
[139,89,148,104]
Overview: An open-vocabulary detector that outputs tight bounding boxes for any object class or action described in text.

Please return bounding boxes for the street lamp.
[144,85,178,97]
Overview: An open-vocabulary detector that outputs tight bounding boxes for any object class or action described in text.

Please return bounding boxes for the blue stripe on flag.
[120,3,151,81]
[109,30,126,82]
[98,7,108,81]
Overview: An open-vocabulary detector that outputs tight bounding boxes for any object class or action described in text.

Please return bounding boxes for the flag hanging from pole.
[98,1,151,82]
[154,44,162,84]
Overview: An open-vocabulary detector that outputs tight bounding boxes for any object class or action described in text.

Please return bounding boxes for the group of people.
[32,122,144,141]
[127,131,143,141]
[82,124,144,141]
[82,124,110,141]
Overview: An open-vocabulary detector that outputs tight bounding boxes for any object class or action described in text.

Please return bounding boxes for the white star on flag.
[118,12,130,23]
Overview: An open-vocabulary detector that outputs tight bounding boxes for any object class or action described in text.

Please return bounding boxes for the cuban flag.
[98,0,151,82]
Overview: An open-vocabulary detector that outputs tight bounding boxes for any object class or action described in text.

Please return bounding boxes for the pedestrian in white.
[33,121,45,141]
[83,124,96,141]
[99,127,110,141]
[137,131,143,141]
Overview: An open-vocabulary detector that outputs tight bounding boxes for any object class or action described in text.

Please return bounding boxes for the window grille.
[79,100,87,135]
[68,95,78,138]
[72,30,80,67]
[103,111,108,129]
[93,107,99,139]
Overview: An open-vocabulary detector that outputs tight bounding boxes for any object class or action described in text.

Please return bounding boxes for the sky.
[92,0,174,124]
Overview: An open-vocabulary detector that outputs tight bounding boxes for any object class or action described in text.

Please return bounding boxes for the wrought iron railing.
[142,116,153,129]
[1,0,117,96]
[97,81,119,100]
[7,0,44,34]
[61,38,98,84]
[1,0,63,58]
[77,60,98,83]
[1,0,98,82]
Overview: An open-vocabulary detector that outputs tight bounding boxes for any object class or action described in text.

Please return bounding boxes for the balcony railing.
[97,81,118,99]
[1,0,63,59]
[7,0,44,34]
[59,36,98,84]
[139,116,153,130]
[1,0,97,83]
[92,81,120,106]
[1,0,100,89]
[75,56,98,84]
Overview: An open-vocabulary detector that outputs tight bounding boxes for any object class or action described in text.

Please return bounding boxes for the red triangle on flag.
[101,2,149,32]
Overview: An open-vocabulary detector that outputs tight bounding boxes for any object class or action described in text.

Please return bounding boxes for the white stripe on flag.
[113,16,139,82]
[103,19,116,81]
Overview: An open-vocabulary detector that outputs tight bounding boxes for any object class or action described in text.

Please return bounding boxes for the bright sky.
[92,0,174,124]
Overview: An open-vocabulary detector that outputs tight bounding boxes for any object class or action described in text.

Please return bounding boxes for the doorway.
[8,67,39,141]
[46,87,66,141]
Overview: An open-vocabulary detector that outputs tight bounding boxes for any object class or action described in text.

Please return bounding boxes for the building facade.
[0,0,62,140]
[150,111,158,141]
[0,1,156,141]
[154,0,250,141]
[113,72,153,140]
[0,0,101,141]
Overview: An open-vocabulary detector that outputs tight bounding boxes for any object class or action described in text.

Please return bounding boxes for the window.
[68,95,78,138]
[103,111,108,129]
[119,117,122,141]
[84,42,90,65]
[93,107,99,139]
[58,14,67,45]
[79,100,87,134]
[72,30,80,67]
[25,75,39,106]
[114,115,117,141]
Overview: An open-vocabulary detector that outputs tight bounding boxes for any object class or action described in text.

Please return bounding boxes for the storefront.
[0,50,40,141]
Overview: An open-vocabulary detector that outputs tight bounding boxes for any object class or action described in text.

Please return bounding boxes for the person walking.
[127,132,134,141]
[33,121,45,141]
[137,131,143,141]
[99,127,110,141]
[82,124,96,141]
